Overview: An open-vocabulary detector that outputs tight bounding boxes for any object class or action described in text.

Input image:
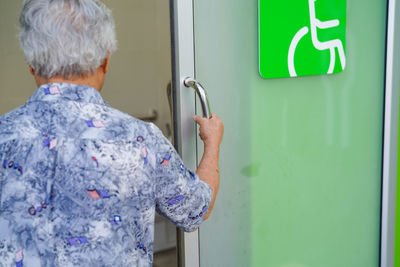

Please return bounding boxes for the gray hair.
[19,0,117,78]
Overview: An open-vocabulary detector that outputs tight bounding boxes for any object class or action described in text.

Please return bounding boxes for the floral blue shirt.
[0,83,212,266]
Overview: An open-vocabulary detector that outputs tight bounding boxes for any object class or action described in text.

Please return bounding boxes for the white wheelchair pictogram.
[288,0,346,77]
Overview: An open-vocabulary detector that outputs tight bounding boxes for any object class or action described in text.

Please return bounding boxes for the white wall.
[102,0,173,137]
[0,0,35,113]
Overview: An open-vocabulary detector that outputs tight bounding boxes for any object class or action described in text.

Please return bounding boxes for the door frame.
[170,0,200,267]
[381,0,400,266]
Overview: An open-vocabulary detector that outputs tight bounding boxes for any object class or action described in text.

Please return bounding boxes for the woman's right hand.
[193,113,224,149]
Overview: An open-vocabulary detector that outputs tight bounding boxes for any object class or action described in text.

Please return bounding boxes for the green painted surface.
[259,0,347,78]
[194,0,386,266]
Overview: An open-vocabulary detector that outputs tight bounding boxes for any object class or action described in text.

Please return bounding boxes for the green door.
[194,0,387,266]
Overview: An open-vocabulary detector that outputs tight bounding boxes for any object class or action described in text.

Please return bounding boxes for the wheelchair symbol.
[288,0,346,77]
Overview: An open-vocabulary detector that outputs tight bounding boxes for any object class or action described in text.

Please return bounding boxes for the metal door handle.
[183,78,211,119]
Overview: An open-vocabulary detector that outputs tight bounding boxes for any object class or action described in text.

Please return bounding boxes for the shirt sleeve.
[147,123,213,232]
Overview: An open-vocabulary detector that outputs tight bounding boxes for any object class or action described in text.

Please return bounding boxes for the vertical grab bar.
[183,78,211,119]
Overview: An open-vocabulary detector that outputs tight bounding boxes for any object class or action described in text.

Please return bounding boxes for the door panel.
[194,0,387,266]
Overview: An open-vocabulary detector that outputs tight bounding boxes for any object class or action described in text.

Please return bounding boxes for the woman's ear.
[102,54,110,73]
[28,65,35,75]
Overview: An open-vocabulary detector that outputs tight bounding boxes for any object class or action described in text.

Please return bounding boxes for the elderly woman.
[0,0,223,266]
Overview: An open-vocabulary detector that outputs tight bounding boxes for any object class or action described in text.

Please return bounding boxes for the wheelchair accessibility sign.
[259,0,346,79]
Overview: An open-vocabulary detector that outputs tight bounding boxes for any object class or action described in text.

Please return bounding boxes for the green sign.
[259,0,347,79]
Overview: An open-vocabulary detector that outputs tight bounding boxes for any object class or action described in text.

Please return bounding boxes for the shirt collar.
[27,83,108,106]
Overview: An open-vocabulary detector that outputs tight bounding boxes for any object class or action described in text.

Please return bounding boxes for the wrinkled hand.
[193,113,224,149]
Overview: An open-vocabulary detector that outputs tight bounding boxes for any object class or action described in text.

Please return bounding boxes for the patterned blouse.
[0,83,212,266]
